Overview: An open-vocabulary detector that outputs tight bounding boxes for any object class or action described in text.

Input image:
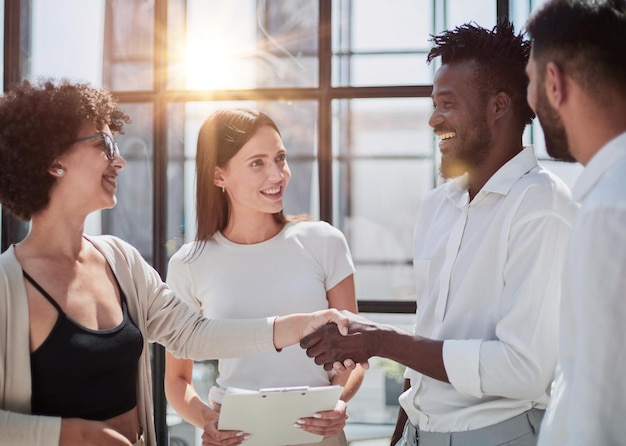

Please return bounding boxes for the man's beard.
[439,119,492,180]
[536,86,576,162]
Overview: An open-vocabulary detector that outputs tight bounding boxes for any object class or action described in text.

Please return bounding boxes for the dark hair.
[427,21,535,129]
[194,108,286,245]
[0,79,130,220]
[526,0,626,99]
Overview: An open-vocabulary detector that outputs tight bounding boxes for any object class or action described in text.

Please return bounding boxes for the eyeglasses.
[71,132,120,161]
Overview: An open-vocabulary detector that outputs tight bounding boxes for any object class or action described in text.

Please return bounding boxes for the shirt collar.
[445,146,538,205]
[572,131,626,203]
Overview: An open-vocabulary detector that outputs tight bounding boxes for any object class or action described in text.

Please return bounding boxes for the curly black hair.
[0,79,130,221]
[427,21,535,129]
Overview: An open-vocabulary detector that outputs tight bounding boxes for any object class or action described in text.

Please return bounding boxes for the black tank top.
[25,271,144,420]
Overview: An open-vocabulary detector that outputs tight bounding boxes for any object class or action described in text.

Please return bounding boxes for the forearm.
[164,378,211,429]
[0,410,61,446]
[369,326,448,384]
[273,314,308,349]
[331,365,365,402]
[274,310,348,350]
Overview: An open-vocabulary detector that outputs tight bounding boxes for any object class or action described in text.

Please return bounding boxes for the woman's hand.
[273,309,351,350]
[59,418,132,446]
[293,399,349,438]
[200,405,248,446]
[301,309,352,338]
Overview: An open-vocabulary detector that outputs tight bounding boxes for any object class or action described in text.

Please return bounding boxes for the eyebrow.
[244,149,286,162]
[432,90,455,100]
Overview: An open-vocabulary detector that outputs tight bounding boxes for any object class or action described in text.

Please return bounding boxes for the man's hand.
[300,315,378,371]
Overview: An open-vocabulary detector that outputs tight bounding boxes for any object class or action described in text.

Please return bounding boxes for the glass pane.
[30,0,106,85]
[166,103,186,258]
[350,0,431,52]
[103,103,154,262]
[104,0,154,91]
[511,0,533,31]
[168,0,319,90]
[342,159,433,302]
[334,98,434,157]
[333,0,433,87]
[445,0,496,29]
[346,54,434,86]
[333,98,436,302]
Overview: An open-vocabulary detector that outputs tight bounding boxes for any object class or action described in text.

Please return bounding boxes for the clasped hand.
[300,312,376,371]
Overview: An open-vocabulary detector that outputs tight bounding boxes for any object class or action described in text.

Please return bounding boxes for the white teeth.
[438,132,456,141]
[262,187,281,195]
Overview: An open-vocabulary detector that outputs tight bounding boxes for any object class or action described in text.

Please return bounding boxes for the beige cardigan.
[0,235,277,446]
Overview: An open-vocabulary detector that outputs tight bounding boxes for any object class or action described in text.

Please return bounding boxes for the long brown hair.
[194,108,288,243]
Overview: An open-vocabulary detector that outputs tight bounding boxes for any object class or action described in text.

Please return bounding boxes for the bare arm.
[164,352,211,428]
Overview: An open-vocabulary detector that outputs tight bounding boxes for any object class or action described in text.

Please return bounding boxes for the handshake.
[300,311,383,371]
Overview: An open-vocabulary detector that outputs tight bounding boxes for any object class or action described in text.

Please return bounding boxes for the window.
[1,1,581,444]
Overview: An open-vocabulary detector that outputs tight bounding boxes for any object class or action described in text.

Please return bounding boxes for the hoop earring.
[56,168,64,175]
[222,187,225,193]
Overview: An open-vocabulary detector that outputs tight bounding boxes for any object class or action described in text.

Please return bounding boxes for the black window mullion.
[318,0,333,223]
[152,0,169,444]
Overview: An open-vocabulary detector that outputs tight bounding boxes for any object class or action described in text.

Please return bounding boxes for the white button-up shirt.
[400,146,577,432]
[538,132,626,446]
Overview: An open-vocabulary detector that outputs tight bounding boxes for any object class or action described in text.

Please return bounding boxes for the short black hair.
[0,79,130,220]
[526,0,626,99]
[427,21,535,128]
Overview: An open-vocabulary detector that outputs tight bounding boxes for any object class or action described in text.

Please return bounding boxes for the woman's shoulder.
[85,234,137,254]
[168,239,219,264]
[286,219,347,241]
[84,234,148,270]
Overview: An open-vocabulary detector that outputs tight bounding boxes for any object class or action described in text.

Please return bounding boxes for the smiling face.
[526,50,575,163]
[429,60,493,179]
[216,125,291,220]
[55,121,126,213]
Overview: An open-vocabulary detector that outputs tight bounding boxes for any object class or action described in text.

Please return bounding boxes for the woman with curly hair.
[0,79,349,446]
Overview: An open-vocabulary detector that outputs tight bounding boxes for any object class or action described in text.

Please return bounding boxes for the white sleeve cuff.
[443,339,483,398]
[261,316,279,352]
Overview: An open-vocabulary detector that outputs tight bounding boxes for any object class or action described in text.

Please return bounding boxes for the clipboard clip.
[259,386,310,393]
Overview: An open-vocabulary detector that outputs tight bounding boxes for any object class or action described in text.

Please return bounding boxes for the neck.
[467,139,523,200]
[16,211,86,262]
[567,101,626,166]
[222,213,284,244]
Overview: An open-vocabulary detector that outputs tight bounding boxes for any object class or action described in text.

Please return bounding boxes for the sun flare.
[184,40,250,90]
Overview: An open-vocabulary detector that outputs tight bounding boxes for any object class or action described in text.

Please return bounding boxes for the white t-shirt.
[400,147,578,432]
[538,132,626,446]
[166,220,355,404]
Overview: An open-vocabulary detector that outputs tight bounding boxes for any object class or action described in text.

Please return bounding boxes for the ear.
[545,61,567,108]
[492,91,511,120]
[213,166,225,188]
[48,161,65,177]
